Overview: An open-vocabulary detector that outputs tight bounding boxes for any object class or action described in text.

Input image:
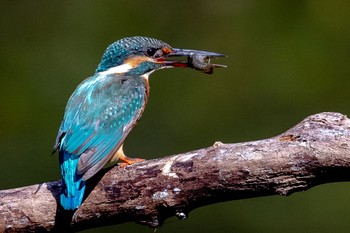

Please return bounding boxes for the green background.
[1,1,350,232]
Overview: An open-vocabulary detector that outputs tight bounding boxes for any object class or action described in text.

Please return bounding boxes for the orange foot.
[118,154,145,167]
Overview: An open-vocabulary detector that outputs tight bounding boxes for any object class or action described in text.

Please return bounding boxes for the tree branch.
[1,112,350,232]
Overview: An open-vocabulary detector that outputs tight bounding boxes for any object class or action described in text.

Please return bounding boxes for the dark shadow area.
[84,166,114,196]
[314,166,350,185]
[45,180,75,232]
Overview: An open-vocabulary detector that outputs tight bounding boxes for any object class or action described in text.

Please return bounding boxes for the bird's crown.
[96,36,172,74]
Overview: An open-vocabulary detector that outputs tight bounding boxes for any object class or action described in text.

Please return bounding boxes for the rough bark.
[1,112,350,232]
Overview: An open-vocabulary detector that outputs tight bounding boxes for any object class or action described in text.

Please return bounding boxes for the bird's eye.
[146,47,157,56]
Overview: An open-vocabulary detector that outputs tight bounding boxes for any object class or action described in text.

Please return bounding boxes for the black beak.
[170,48,225,58]
[162,48,226,74]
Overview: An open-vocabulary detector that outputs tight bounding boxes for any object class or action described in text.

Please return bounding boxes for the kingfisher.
[52,36,225,210]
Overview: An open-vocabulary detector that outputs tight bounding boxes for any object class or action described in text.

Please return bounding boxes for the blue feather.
[59,150,86,210]
[55,73,147,210]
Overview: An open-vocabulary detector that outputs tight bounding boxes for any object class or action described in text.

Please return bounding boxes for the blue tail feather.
[60,181,86,210]
[59,150,86,210]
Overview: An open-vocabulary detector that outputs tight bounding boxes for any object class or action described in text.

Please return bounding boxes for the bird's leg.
[112,144,145,167]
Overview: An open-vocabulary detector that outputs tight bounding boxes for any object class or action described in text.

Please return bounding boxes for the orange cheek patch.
[125,56,151,68]
[162,47,173,55]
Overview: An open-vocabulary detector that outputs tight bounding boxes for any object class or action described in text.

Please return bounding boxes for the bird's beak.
[160,48,226,74]
[170,48,225,58]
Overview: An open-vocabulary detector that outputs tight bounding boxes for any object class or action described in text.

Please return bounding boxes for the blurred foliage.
[1,0,350,232]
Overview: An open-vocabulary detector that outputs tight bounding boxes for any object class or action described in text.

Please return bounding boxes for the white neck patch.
[99,63,133,75]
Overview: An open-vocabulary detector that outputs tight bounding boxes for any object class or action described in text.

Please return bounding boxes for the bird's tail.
[60,181,86,210]
[59,150,86,210]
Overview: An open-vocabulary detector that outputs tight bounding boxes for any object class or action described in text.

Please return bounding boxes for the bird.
[52,36,225,210]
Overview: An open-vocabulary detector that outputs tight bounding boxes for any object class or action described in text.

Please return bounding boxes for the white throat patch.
[99,63,133,75]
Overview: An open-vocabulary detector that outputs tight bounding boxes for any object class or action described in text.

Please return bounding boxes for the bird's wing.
[57,74,147,180]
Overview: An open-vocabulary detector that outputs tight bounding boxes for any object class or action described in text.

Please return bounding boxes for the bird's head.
[95,36,224,76]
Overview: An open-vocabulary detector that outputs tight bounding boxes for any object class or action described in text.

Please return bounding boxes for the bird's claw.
[118,155,145,167]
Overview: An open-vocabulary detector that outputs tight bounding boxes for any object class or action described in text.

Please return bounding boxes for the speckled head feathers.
[96,36,172,73]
